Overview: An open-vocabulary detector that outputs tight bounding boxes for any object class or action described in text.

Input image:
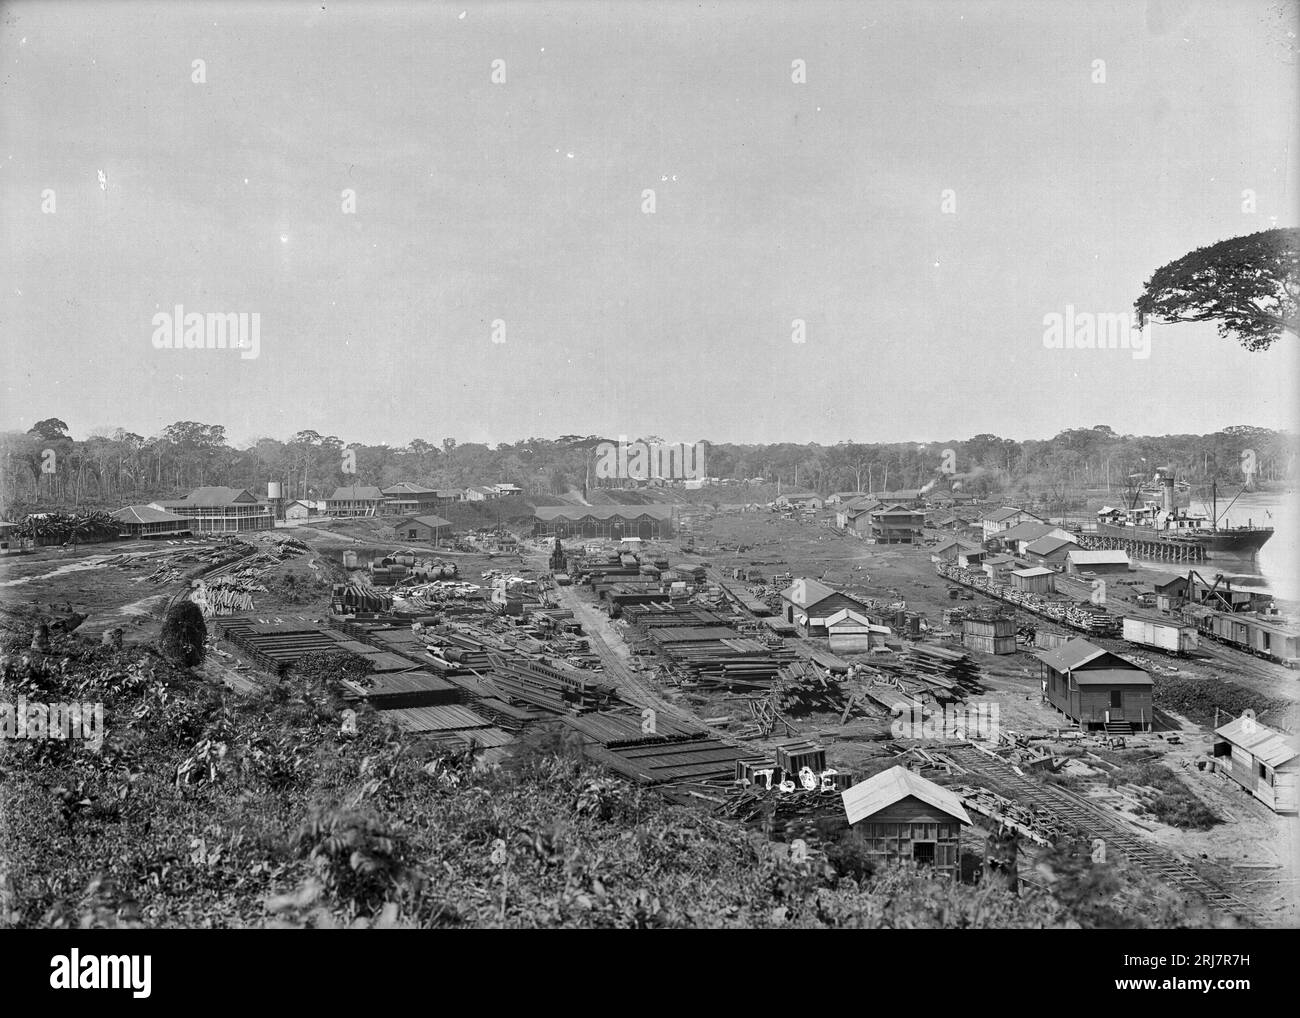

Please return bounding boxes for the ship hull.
[1095,522,1273,561]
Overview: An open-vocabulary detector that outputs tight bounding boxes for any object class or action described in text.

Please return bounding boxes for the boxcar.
[1122,615,1198,655]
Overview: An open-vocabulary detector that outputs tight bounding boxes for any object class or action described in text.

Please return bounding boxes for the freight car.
[1121,613,1199,656]
[1191,609,1300,668]
[934,561,1120,637]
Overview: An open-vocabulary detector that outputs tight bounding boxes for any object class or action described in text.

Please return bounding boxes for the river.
[1195,490,1299,603]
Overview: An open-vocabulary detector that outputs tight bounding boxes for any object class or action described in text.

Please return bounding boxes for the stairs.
[1105,720,1133,735]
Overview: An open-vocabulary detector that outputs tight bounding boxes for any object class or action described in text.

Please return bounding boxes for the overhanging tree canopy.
[1134,228,1299,351]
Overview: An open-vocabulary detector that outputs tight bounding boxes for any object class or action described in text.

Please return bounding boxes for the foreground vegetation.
[0,631,1234,929]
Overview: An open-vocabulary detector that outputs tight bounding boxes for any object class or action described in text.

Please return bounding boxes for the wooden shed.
[394,514,453,543]
[1211,716,1298,814]
[825,608,890,653]
[1035,638,1153,732]
[1010,566,1055,595]
[841,766,971,879]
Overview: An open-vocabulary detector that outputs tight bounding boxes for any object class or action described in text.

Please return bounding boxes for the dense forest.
[1,417,1294,512]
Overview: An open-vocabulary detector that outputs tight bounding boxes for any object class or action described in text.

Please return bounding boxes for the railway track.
[942,744,1270,924]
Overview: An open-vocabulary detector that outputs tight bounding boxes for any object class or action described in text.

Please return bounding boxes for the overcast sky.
[2,0,1297,448]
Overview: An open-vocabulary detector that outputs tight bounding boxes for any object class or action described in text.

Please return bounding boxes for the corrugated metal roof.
[1034,637,1108,671]
[999,521,1066,542]
[394,514,452,529]
[1025,534,1079,555]
[328,485,384,501]
[111,504,189,524]
[779,577,837,607]
[841,766,971,826]
[1068,549,1130,564]
[1071,667,1153,687]
[176,486,259,506]
[533,505,674,521]
[1214,717,1299,768]
[982,506,1037,523]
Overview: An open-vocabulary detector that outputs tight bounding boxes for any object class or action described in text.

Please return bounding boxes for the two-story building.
[868,503,926,544]
[324,485,387,517]
[980,506,1044,541]
[151,486,274,533]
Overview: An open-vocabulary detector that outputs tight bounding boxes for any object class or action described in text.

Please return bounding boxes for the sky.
[1,0,1297,449]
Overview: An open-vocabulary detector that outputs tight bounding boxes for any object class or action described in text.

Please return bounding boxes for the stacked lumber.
[486,651,620,713]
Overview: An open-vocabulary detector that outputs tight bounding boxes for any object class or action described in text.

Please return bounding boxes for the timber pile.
[486,651,621,714]
[953,785,1055,845]
[189,573,266,617]
[769,659,846,716]
[892,745,969,777]
[718,788,849,843]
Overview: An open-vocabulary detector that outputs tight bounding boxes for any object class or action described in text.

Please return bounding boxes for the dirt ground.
[609,507,1300,921]
[6,509,1296,923]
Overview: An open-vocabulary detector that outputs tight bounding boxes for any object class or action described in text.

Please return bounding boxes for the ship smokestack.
[1158,468,1175,513]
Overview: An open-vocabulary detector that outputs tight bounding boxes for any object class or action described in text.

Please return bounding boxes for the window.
[1110,689,1122,709]
[409,530,417,538]
[912,842,935,865]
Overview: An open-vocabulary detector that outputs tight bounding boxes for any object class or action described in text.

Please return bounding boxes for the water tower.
[268,481,284,520]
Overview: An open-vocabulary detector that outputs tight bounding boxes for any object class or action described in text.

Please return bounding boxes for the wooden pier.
[1074,532,1205,564]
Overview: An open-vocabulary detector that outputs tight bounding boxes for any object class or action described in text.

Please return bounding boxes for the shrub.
[159,601,206,668]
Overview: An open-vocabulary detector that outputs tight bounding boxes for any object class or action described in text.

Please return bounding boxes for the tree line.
[1,418,1294,514]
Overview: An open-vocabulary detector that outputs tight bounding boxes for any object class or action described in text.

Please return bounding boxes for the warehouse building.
[1066,549,1131,575]
[533,504,674,540]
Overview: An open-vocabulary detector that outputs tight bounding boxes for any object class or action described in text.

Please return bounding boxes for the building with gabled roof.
[993,521,1076,555]
[533,504,673,539]
[393,514,454,543]
[1024,533,1081,567]
[841,765,970,879]
[981,506,1043,540]
[381,482,462,514]
[1065,548,1131,575]
[931,537,986,569]
[151,486,273,533]
[1212,716,1298,814]
[324,485,386,517]
[111,504,193,538]
[1035,637,1152,732]
[779,578,874,635]
[868,503,926,544]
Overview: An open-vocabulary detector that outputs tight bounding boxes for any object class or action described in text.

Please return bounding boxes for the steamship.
[1095,468,1273,562]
